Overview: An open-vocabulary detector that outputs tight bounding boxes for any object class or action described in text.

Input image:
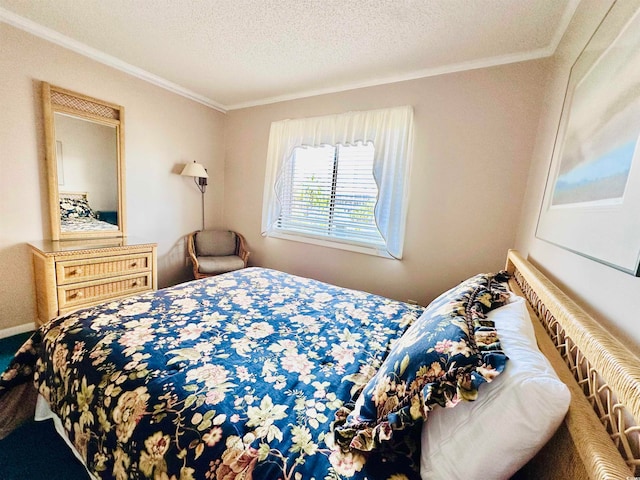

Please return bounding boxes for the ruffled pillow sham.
[332,271,511,455]
[420,295,571,479]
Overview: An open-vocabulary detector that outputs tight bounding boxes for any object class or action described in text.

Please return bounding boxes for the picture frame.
[536,1,640,276]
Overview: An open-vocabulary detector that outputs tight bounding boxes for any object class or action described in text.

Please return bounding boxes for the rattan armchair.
[187,230,250,279]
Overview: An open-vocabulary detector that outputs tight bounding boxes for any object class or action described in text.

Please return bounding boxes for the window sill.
[265,230,394,259]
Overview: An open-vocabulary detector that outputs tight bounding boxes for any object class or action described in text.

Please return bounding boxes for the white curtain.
[261,105,414,259]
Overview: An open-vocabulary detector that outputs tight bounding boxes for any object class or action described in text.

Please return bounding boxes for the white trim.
[0,322,36,339]
[1,0,580,113]
[227,0,581,110]
[227,49,547,110]
[0,7,227,113]
[267,230,393,259]
[547,0,582,56]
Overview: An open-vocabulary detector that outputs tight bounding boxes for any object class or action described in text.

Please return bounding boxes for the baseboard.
[0,322,36,339]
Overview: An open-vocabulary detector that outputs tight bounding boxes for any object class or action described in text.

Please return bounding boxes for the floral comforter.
[0,267,424,480]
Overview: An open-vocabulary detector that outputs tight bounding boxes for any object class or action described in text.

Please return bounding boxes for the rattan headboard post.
[505,249,640,478]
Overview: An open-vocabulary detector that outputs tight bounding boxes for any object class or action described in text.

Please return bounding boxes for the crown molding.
[2,0,580,113]
[548,0,582,55]
[0,7,227,113]
[226,48,551,110]
[226,0,580,110]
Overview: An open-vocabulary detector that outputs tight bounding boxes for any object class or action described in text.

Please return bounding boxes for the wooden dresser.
[29,238,157,325]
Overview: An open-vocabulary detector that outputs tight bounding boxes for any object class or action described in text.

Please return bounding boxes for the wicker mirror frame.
[42,82,126,241]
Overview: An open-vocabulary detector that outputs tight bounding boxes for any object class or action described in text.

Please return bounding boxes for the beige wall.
[0,23,226,332]
[515,0,640,355]
[224,60,550,306]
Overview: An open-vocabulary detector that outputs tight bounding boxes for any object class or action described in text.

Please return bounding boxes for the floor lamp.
[180,161,209,230]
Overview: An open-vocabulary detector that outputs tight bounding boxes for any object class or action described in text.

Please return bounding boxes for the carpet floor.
[0,332,90,480]
[0,332,32,371]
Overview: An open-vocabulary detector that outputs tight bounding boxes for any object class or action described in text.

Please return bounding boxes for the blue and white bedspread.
[0,267,424,480]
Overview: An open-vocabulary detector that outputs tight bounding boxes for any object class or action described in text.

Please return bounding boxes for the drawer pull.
[130,262,138,268]
[131,280,139,287]
[69,291,83,299]
[69,268,83,276]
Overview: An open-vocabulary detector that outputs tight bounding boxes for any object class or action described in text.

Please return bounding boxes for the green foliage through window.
[277,142,384,247]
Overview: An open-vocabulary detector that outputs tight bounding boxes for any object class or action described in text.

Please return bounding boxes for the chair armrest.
[236,232,250,267]
[187,232,200,274]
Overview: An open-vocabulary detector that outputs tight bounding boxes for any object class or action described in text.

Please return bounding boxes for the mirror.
[42,82,126,240]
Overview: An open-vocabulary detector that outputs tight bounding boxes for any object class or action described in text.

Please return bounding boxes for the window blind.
[277,142,384,246]
[262,105,414,258]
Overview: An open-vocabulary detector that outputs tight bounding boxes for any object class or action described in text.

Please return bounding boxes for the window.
[262,106,414,258]
[277,142,384,247]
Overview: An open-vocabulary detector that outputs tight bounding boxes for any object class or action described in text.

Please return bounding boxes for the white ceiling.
[0,0,580,112]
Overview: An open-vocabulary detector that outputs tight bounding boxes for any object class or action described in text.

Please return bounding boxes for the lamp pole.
[195,175,207,231]
[180,161,209,232]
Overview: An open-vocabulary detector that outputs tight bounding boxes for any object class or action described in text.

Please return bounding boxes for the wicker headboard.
[59,191,89,201]
[506,250,640,479]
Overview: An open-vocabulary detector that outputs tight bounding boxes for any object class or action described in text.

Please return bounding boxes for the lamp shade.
[181,161,209,178]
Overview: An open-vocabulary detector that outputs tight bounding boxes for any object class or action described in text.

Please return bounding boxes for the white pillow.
[420,295,571,480]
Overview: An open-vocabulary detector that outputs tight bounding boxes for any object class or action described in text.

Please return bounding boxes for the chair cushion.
[197,255,245,275]
[195,231,237,256]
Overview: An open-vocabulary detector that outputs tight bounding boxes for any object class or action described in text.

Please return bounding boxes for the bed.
[0,250,638,479]
[59,192,119,233]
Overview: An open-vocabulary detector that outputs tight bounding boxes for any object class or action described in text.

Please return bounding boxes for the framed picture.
[536,1,640,276]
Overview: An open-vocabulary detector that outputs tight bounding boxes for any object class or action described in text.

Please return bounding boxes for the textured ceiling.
[0,0,579,111]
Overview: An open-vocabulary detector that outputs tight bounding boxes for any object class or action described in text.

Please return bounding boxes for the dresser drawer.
[30,241,158,325]
[56,252,153,285]
[57,272,153,311]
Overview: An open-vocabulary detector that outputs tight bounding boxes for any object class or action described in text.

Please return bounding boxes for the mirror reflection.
[55,113,120,233]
